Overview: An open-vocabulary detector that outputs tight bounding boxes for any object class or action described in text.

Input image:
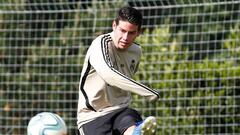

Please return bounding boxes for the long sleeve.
[89,35,159,102]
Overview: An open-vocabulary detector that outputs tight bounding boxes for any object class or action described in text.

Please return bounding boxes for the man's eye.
[129,31,136,35]
[120,29,125,33]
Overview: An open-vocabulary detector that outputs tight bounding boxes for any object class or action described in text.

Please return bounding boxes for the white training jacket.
[77,32,159,128]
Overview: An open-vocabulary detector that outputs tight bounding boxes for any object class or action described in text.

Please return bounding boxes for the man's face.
[112,20,140,50]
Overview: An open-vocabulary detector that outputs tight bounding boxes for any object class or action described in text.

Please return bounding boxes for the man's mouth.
[120,41,128,45]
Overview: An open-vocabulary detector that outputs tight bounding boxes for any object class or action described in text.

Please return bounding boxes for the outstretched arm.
[89,36,159,102]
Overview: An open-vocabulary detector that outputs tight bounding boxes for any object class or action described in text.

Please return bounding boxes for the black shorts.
[78,107,142,135]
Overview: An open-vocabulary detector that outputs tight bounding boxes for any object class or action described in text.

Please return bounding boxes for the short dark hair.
[115,7,143,30]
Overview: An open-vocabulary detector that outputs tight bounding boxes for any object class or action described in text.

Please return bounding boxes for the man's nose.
[122,32,129,40]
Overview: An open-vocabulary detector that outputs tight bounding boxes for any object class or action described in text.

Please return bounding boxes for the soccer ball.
[27,112,67,135]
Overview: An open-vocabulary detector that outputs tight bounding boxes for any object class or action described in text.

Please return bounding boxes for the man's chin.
[116,43,130,50]
[120,44,130,48]
[116,46,127,50]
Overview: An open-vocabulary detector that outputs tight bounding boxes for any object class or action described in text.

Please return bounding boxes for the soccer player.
[77,6,159,135]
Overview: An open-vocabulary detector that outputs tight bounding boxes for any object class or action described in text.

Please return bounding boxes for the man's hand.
[147,94,159,102]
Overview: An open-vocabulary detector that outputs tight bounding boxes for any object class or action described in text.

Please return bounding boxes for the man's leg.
[112,108,143,135]
[112,107,157,135]
[79,118,112,135]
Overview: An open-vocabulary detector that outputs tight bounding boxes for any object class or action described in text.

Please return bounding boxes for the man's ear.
[112,21,116,31]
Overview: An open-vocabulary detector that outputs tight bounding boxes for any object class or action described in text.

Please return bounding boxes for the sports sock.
[132,116,157,135]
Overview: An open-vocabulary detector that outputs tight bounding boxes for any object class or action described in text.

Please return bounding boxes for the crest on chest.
[112,59,136,73]
[130,59,136,72]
